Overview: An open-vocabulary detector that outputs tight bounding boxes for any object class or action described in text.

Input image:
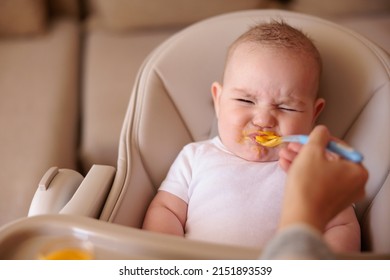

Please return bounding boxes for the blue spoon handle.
[283,135,364,163]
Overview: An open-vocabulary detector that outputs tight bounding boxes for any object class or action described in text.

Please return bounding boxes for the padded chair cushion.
[88,0,269,31]
[0,19,80,226]
[0,0,47,37]
[336,14,390,54]
[291,0,390,18]
[80,28,177,172]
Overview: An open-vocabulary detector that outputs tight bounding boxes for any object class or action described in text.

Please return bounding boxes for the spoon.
[255,133,363,163]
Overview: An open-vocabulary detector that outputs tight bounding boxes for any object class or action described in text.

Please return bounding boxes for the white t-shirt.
[159,137,286,248]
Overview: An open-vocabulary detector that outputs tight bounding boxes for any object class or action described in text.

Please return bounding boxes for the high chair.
[8,9,390,258]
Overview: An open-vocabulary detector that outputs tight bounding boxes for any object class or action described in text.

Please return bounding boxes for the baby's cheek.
[280,117,310,135]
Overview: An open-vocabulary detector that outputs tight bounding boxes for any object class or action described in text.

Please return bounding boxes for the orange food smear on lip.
[253,131,282,148]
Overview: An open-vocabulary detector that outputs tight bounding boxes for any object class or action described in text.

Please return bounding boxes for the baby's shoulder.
[182,137,216,151]
[180,137,220,157]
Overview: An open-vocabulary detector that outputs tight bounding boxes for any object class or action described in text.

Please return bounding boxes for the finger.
[278,143,301,160]
[325,150,341,161]
[279,143,301,171]
[279,145,297,161]
[307,125,330,148]
[279,148,292,171]
[279,157,291,172]
[286,142,302,153]
[349,163,369,200]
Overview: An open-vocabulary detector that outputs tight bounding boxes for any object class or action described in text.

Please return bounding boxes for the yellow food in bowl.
[38,237,94,260]
[41,248,93,260]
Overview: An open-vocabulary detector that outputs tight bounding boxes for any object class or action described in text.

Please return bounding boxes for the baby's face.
[212,43,324,162]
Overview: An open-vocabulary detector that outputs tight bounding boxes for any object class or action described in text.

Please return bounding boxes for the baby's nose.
[252,110,276,128]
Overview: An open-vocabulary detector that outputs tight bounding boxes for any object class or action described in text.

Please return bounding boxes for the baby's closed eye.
[276,104,303,112]
[236,98,255,104]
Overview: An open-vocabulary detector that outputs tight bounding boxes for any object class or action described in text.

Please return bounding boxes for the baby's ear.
[313,98,325,122]
[211,82,223,117]
[211,82,222,100]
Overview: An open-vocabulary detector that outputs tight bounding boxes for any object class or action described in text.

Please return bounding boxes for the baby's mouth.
[244,131,282,148]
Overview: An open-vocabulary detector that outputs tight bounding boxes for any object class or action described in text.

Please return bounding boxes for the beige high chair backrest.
[98,10,390,252]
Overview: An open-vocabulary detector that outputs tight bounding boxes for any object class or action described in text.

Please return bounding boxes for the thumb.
[307,125,331,149]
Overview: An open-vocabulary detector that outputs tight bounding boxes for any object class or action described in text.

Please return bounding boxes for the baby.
[142,21,361,252]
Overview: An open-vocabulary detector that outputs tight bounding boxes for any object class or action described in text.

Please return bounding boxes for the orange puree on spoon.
[254,131,282,148]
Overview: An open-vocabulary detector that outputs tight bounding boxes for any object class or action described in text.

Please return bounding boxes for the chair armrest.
[60,165,116,218]
[28,167,84,216]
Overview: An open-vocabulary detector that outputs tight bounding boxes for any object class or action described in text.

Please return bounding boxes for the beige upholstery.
[290,0,390,18]
[336,14,390,55]
[0,0,47,36]
[0,0,80,227]
[87,0,269,31]
[79,29,178,171]
[97,10,390,253]
[0,18,80,226]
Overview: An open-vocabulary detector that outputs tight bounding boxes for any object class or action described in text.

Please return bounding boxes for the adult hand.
[279,125,368,232]
[279,141,302,172]
[279,129,342,171]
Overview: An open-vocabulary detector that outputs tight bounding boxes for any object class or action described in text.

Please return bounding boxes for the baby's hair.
[227,20,322,71]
